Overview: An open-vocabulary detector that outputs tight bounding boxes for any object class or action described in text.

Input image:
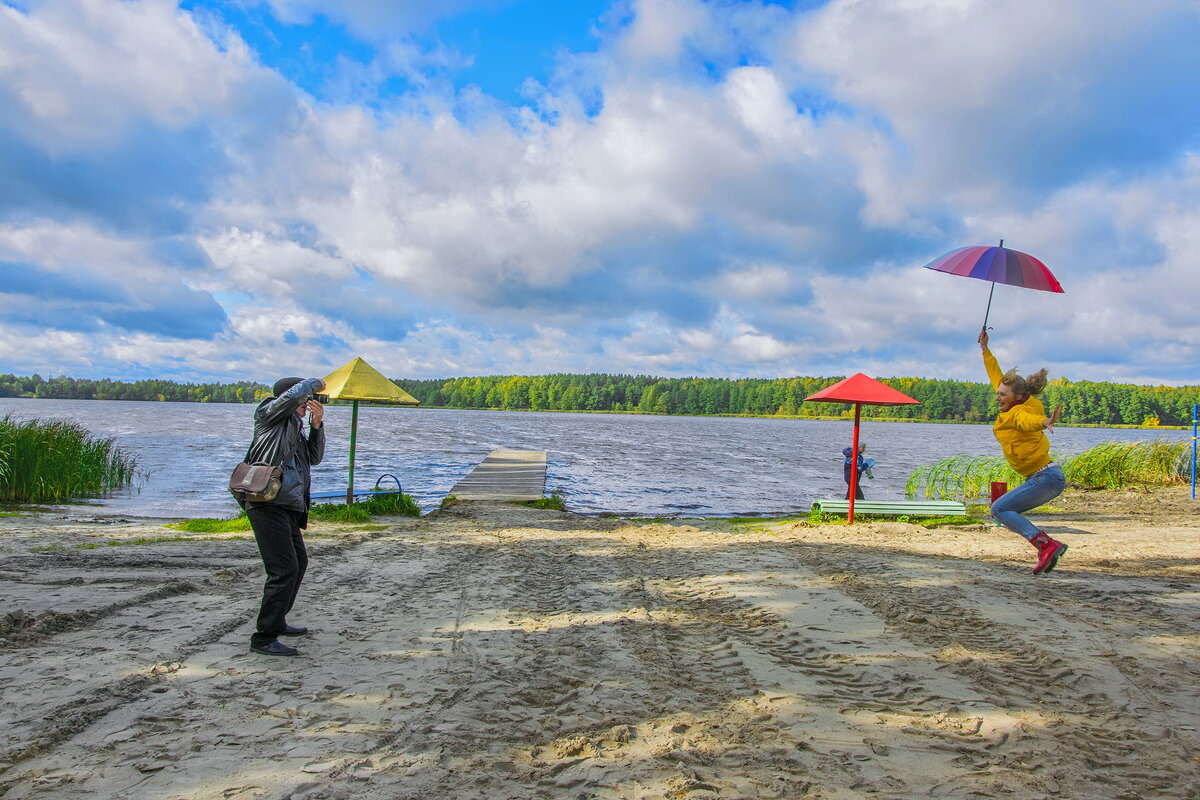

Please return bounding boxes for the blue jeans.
[991,463,1065,540]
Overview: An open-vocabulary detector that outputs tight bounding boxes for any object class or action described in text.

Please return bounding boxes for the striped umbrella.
[923,240,1063,330]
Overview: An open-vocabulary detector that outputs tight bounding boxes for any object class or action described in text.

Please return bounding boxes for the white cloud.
[723,66,815,155]
[0,326,99,375]
[205,67,834,311]
[621,0,710,62]
[199,228,357,301]
[0,0,1198,386]
[599,307,814,376]
[711,262,792,299]
[0,0,259,150]
[0,220,143,270]
[792,0,1200,223]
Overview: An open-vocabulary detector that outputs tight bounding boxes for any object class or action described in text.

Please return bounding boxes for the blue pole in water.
[1192,403,1197,501]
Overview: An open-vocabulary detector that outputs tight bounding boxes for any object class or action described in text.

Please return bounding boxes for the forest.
[0,375,264,404]
[1,372,1197,427]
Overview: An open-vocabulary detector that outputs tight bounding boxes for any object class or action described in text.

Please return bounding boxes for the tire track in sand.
[783,539,1200,799]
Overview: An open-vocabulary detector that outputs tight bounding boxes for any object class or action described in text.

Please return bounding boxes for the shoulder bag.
[229,460,282,503]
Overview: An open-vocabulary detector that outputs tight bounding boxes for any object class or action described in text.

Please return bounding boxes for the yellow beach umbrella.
[322,357,419,503]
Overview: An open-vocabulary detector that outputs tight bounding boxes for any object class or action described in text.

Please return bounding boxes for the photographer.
[242,377,328,656]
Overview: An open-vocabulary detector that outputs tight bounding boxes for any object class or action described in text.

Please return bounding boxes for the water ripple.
[0,400,1183,520]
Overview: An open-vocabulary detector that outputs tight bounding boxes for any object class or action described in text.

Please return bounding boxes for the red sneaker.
[1030,531,1067,575]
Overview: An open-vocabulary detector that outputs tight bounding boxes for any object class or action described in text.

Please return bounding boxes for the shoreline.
[6,482,1195,526]
[2,395,1188,429]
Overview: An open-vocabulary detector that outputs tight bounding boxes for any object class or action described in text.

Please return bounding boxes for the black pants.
[845,482,865,500]
[247,504,308,646]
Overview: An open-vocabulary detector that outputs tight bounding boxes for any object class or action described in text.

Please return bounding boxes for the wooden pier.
[449,450,548,501]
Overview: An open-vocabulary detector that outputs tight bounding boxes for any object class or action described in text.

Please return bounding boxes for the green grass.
[805,511,980,526]
[35,530,380,552]
[0,414,138,503]
[725,515,808,525]
[169,515,254,533]
[308,492,421,523]
[34,534,249,551]
[720,510,981,528]
[906,439,1191,500]
[122,535,231,545]
[516,491,567,511]
[170,493,420,531]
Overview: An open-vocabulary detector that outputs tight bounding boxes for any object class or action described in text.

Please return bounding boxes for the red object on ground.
[804,374,921,524]
[991,481,1008,503]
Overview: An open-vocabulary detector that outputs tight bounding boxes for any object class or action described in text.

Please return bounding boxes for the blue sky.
[1,0,1199,386]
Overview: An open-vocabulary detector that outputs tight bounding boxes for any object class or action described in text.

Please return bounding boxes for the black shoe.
[280,624,308,636]
[251,639,298,656]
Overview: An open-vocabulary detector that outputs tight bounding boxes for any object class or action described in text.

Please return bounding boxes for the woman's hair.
[1000,367,1048,397]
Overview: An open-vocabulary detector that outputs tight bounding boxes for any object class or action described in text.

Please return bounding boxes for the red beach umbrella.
[804,374,921,523]
[923,240,1063,331]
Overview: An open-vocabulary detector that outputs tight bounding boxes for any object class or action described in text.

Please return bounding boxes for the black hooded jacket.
[243,378,326,515]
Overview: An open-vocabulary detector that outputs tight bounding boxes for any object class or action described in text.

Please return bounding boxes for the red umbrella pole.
[848,403,861,524]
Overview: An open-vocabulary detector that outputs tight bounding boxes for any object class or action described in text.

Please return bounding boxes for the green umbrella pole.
[346,400,359,505]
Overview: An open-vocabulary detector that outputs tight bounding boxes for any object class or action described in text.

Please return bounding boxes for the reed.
[906,439,1190,500]
[1059,439,1190,489]
[905,454,1021,501]
[0,414,138,504]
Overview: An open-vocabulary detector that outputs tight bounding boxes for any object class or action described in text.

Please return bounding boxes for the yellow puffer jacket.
[983,347,1051,477]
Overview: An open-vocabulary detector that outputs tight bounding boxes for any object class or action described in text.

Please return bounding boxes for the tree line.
[394,374,1200,427]
[0,374,266,404]
[2,372,1197,427]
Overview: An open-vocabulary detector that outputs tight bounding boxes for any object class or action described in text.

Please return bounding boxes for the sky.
[1,0,1199,387]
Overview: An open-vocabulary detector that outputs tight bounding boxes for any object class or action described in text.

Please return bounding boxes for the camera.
[312,393,330,404]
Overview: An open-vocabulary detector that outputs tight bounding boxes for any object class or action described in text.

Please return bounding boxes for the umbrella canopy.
[324,357,419,404]
[805,373,923,407]
[804,374,920,523]
[923,242,1063,330]
[924,245,1063,293]
[322,357,419,503]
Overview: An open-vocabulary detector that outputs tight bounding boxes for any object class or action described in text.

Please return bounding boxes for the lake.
[0,399,1187,520]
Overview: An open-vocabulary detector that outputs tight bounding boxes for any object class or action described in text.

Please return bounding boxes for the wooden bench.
[311,473,403,502]
[810,499,967,517]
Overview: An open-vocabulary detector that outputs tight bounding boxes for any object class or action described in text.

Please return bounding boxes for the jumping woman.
[978,330,1068,574]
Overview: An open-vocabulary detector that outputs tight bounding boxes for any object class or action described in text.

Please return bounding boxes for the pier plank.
[449,449,547,501]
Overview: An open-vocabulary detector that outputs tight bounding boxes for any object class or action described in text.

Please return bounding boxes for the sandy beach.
[1,488,1198,800]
